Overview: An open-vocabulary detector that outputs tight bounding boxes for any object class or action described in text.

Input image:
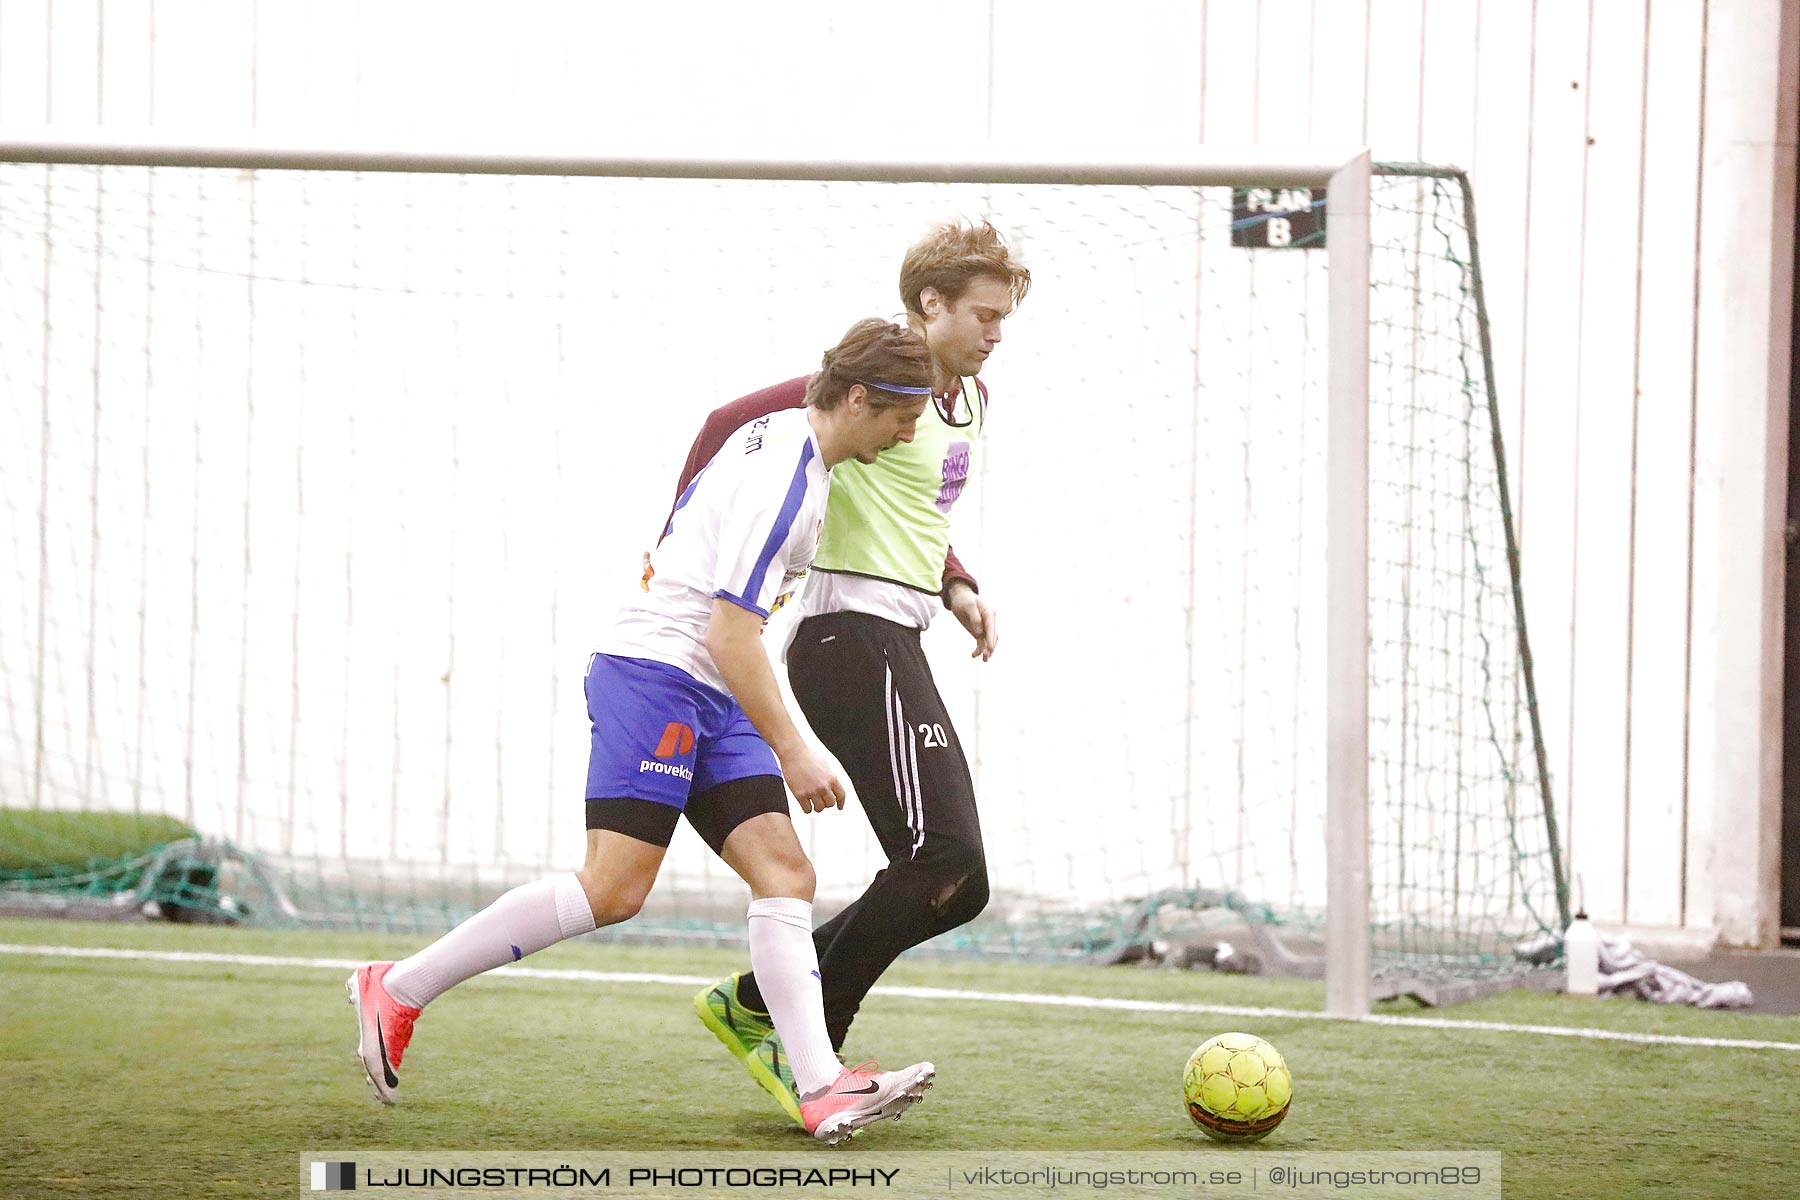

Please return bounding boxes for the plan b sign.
[1232,187,1326,249]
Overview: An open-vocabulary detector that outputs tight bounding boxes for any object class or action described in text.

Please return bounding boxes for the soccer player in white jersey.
[346,319,936,1144]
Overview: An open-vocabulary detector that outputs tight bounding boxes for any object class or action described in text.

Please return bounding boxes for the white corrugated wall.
[0,0,1793,942]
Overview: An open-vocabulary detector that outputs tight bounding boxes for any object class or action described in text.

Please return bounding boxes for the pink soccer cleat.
[346,962,420,1105]
[799,1061,935,1144]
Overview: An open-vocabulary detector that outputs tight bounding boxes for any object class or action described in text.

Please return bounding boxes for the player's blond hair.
[898,219,1032,320]
[804,318,933,411]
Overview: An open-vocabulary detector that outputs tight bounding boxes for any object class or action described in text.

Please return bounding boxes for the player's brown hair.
[805,318,933,411]
[898,219,1032,319]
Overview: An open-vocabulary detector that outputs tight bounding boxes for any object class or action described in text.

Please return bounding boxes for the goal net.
[0,148,1566,996]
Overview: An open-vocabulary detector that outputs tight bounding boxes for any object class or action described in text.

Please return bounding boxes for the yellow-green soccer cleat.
[747,1032,806,1127]
[694,974,799,1123]
[694,973,777,1059]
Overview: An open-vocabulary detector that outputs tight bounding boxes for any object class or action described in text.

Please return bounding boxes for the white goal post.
[0,131,1375,1012]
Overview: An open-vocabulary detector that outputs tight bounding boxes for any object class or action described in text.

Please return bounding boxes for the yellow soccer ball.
[1183,1032,1292,1142]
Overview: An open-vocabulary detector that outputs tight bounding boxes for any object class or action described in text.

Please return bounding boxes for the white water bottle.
[1564,910,1599,996]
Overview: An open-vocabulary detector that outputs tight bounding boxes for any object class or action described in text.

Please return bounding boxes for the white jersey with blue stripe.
[601,408,829,696]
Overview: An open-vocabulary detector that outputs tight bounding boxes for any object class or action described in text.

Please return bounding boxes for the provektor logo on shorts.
[642,721,695,779]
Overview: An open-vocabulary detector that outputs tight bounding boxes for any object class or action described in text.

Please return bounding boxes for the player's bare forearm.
[945,579,999,661]
[705,601,804,756]
[704,599,845,810]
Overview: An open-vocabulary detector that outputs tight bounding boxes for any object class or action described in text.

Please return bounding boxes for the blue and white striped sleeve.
[710,438,817,618]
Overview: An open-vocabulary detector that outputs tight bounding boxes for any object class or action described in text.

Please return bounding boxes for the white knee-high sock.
[746,896,842,1098]
[384,874,596,1009]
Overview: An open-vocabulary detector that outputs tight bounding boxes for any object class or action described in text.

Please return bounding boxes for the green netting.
[1358,165,1567,981]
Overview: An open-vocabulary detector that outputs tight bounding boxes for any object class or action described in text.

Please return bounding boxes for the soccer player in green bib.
[671,221,1031,1123]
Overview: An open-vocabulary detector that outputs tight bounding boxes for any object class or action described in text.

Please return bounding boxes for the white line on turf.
[4,941,1795,1053]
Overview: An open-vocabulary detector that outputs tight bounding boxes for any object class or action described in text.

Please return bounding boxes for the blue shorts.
[583,653,780,809]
